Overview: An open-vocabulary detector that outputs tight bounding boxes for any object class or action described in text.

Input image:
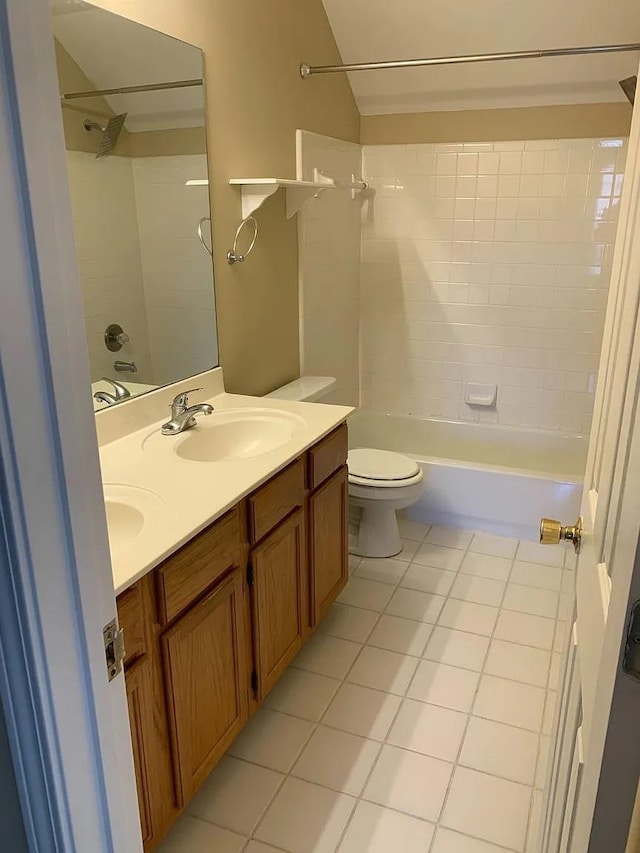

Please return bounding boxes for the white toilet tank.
[264,375,337,403]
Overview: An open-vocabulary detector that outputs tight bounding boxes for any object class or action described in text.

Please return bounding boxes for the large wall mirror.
[51,1,219,411]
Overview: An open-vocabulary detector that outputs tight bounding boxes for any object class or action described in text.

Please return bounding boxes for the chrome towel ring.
[197,216,212,255]
[227,216,258,265]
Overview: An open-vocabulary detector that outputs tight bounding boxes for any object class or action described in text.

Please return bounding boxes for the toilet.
[266,375,425,559]
[347,448,424,558]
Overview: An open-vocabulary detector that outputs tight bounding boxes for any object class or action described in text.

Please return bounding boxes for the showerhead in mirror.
[619,76,637,105]
[83,113,127,157]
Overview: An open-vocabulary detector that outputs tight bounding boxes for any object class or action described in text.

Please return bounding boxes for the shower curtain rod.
[300,42,640,77]
[61,78,203,101]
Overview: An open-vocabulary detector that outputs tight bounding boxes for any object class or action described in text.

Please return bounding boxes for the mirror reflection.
[52,1,218,411]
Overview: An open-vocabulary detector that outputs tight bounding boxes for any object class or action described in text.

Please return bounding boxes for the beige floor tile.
[425,526,474,549]
[408,659,480,712]
[186,756,282,835]
[354,557,408,586]
[414,542,466,571]
[494,609,555,650]
[347,645,419,695]
[388,698,468,762]
[510,560,563,591]
[292,633,362,679]
[437,599,499,637]
[441,766,531,851]
[473,674,546,732]
[322,682,401,741]
[318,603,379,644]
[516,540,566,568]
[469,532,518,559]
[484,639,551,688]
[432,827,518,852]
[339,801,435,852]
[459,551,513,581]
[401,564,457,596]
[450,574,506,607]
[503,583,559,619]
[337,577,395,611]
[459,716,539,784]
[228,708,313,772]
[158,816,246,853]
[423,627,490,671]
[367,614,433,656]
[385,587,446,623]
[292,725,381,795]
[255,778,355,853]
[363,745,453,822]
[397,517,431,541]
[263,668,339,721]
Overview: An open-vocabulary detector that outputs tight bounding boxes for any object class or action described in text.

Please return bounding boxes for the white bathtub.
[348,410,587,541]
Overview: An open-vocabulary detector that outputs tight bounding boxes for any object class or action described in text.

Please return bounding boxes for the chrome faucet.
[93,377,131,406]
[161,388,214,435]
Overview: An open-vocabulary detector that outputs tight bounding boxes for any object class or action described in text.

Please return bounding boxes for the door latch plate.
[104,618,125,682]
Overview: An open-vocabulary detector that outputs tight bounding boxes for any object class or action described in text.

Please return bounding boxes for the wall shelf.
[229,177,335,219]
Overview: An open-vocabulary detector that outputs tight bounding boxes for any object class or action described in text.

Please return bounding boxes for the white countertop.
[100,389,353,595]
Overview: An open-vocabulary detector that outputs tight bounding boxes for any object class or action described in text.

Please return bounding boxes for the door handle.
[540,517,583,554]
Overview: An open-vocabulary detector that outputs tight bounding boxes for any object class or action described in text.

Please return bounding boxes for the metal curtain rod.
[62,78,203,100]
[300,42,640,77]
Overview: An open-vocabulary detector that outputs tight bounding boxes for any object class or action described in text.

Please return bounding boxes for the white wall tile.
[361,137,627,436]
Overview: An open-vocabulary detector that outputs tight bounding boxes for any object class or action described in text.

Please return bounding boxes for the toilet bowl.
[348,448,424,558]
[264,377,424,558]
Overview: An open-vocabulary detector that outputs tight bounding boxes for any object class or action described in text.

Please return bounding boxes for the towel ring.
[197,216,212,256]
[227,216,258,265]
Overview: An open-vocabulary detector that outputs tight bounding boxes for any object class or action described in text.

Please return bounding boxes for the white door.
[0,0,142,850]
[541,69,640,853]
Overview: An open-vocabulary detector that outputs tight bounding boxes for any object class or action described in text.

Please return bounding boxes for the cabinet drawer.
[156,507,244,625]
[117,581,146,666]
[248,458,305,544]
[307,424,348,491]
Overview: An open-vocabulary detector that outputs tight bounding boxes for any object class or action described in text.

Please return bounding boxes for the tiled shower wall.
[361,138,627,435]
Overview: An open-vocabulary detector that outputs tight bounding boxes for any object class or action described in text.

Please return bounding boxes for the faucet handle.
[171,387,204,412]
[101,377,130,400]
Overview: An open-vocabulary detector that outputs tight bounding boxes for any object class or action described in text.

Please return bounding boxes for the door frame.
[0,0,141,850]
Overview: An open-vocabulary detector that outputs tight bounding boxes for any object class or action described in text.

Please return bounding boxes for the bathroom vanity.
[99,377,351,851]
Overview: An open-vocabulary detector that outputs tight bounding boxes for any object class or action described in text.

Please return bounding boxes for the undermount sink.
[164,408,306,462]
[103,483,165,556]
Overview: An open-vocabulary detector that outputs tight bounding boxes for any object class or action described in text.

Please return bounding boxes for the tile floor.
[159,522,576,853]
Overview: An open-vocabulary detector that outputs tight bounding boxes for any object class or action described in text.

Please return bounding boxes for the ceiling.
[321,0,640,115]
[51,0,204,132]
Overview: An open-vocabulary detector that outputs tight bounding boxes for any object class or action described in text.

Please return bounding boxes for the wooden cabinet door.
[251,508,307,700]
[309,466,348,625]
[161,569,248,805]
[125,658,155,849]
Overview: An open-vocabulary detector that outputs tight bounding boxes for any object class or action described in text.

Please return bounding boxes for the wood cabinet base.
[117,424,349,850]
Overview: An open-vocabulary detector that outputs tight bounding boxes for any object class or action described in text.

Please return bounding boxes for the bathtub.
[348,410,587,541]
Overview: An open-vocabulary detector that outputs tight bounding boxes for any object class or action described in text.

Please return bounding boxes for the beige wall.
[87,0,359,395]
[361,103,633,146]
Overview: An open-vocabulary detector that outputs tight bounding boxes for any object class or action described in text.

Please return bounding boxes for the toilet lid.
[348,448,421,482]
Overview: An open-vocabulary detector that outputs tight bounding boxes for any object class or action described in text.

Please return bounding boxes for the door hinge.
[104,618,125,682]
[251,669,258,694]
[246,563,254,586]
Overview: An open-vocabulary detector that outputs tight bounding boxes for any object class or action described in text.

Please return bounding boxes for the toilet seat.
[348,448,423,488]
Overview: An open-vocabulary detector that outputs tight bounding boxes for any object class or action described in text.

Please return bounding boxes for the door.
[250,508,307,700]
[309,466,349,625]
[541,76,640,853]
[162,569,249,805]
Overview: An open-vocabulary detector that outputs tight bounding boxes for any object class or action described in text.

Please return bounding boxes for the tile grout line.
[427,538,520,852]
[191,527,563,853]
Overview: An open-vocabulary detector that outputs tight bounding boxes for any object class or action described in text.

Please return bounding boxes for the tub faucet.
[93,377,131,406]
[161,388,214,435]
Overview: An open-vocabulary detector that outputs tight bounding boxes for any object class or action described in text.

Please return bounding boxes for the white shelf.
[229,177,335,219]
